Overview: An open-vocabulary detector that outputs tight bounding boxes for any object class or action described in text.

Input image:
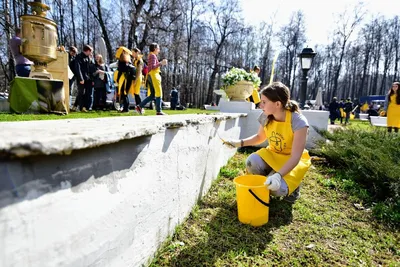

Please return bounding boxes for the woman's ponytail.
[286,100,300,112]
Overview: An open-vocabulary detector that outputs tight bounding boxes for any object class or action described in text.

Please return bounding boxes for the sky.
[240,0,399,46]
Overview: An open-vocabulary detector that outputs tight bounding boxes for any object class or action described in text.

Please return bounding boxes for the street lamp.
[298,47,316,109]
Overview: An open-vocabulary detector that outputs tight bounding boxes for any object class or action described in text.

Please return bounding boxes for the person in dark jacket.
[170,87,179,110]
[72,44,93,112]
[92,54,108,110]
[329,97,339,124]
[344,98,353,125]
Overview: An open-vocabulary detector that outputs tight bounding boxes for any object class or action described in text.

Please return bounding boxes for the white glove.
[264,173,282,191]
[223,139,241,148]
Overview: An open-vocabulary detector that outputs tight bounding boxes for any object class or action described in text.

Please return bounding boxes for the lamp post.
[298,47,316,109]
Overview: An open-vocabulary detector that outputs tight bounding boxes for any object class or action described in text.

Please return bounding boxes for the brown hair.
[120,51,130,63]
[149,43,159,52]
[83,45,93,52]
[132,47,141,54]
[253,65,260,72]
[388,82,400,105]
[260,82,300,124]
[68,46,77,53]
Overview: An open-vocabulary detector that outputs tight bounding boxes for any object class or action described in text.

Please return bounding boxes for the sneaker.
[283,186,301,203]
[156,111,167,115]
[135,105,144,115]
[82,107,88,113]
[70,106,77,112]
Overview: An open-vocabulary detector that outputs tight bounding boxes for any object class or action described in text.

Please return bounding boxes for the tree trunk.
[70,0,76,45]
[12,0,18,28]
[207,68,218,104]
[88,0,114,63]
[332,40,347,99]
[5,0,15,82]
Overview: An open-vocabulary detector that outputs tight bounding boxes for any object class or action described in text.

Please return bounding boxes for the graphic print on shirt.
[269,131,285,152]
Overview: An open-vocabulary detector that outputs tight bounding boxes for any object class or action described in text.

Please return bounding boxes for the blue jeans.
[140,76,162,112]
[16,64,31,77]
[84,83,94,110]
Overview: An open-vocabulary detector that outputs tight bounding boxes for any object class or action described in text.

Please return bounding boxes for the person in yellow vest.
[247,65,261,106]
[135,43,168,115]
[224,82,311,203]
[114,46,135,112]
[381,82,400,133]
[338,99,345,124]
[132,47,144,113]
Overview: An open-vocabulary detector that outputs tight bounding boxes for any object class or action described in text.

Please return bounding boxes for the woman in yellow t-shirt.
[382,82,400,133]
[224,82,311,203]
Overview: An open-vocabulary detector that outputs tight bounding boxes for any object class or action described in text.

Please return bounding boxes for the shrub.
[312,128,400,226]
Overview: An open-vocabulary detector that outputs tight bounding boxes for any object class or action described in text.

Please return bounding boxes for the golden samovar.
[20,0,58,79]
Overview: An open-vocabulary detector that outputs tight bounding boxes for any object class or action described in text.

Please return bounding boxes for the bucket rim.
[233,175,267,189]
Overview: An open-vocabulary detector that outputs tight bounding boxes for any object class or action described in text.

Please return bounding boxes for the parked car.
[0,92,8,100]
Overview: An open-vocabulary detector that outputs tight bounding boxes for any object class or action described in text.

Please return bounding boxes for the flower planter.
[224,80,254,101]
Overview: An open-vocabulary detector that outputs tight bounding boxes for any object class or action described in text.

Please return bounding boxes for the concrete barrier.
[0,113,246,267]
[301,110,330,148]
[370,116,387,127]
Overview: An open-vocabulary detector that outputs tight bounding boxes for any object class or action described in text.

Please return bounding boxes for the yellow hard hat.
[115,46,132,60]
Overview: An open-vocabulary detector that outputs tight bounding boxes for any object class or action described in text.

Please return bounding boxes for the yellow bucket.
[233,175,270,227]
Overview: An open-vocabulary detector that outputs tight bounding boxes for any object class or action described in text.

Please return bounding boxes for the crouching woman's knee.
[246,153,272,176]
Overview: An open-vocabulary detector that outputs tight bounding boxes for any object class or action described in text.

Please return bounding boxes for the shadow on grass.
[167,197,293,267]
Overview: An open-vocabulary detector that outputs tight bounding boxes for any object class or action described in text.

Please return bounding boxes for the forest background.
[0,0,399,107]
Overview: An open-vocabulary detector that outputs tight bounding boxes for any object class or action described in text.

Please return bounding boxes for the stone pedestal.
[370,116,386,127]
[301,110,329,148]
[47,51,70,112]
[219,100,255,113]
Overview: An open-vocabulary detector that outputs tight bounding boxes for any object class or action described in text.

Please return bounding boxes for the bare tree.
[206,0,244,104]
[87,0,113,62]
[70,0,76,45]
[277,11,306,93]
[331,2,365,99]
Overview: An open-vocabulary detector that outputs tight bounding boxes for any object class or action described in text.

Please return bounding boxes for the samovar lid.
[28,1,50,17]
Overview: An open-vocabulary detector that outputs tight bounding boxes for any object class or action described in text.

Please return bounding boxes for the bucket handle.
[249,189,269,207]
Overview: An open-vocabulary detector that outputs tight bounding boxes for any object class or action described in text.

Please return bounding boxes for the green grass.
[331,119,378,131]
[150,151,399,267]
[0,108,218,122]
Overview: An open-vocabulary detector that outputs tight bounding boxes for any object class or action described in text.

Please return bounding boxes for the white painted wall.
[0,114,245,267]
[0,109,329,267]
